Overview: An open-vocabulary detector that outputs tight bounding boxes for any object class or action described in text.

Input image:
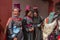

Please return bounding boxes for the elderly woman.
[6,8,23,40]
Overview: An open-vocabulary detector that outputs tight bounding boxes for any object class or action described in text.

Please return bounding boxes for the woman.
[32,8,43,40]
[43,12,57,40]
[48,12,60,40]
[22,9,34,40]
[6,8,23,40]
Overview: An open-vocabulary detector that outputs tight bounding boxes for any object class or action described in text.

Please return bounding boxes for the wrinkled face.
[34,12,38,17]
[27,11,33,17]
[13,8,20,16]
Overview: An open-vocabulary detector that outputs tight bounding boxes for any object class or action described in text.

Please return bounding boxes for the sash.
[8,26,21,38]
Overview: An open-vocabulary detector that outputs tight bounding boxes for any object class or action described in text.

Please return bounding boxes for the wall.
[12,0,49,18]
[0,0,12,28]
[0,0,12,40]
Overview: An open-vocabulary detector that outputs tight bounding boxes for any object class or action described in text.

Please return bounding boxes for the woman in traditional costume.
[43,12,57,40]
[22,6,34,40]
[32,7,43,40]
[6,8,23,40]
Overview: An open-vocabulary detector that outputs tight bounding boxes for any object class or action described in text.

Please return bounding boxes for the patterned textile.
[43,18,57,40]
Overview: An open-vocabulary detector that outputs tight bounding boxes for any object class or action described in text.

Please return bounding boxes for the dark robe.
[22,16,34,40]
[6,16,23,40]
[33,16,43,40]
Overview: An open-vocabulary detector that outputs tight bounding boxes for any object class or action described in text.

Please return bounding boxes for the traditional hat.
[25,5,31,11]
[48,12,55,23]
[14,4,21,11]
[33,6,38,10]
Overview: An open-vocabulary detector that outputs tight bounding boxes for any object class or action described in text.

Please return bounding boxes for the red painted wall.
[0,0,12,40]
[48,0,60,14]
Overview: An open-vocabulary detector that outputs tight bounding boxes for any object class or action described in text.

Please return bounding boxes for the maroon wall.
[0,0,12,29]
[0,0,12,40]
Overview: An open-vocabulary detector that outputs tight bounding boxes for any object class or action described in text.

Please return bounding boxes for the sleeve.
[37,16,44,27]
[6,17,12,27]
[5,17,12,34]
[6,18,14,36]
[40,16,44,23]
[22,19,29,32]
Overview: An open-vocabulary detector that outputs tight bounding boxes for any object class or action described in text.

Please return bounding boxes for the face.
[34,12,38,17]
[27,11,33,17]
[13,8,20,16]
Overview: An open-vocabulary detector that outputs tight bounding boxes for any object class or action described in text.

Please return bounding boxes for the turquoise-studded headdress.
[48,12,55,23]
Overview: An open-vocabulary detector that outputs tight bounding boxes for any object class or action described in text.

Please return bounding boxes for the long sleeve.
[6,18,14,38]
[5,18,12,34]
[22,19,29,32]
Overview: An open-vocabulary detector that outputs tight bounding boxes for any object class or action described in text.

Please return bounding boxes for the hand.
[29,29,32,32]
[20,27,22,30]
[13,37,17,40]
[31,27,34,31]
[29,27,34,32]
